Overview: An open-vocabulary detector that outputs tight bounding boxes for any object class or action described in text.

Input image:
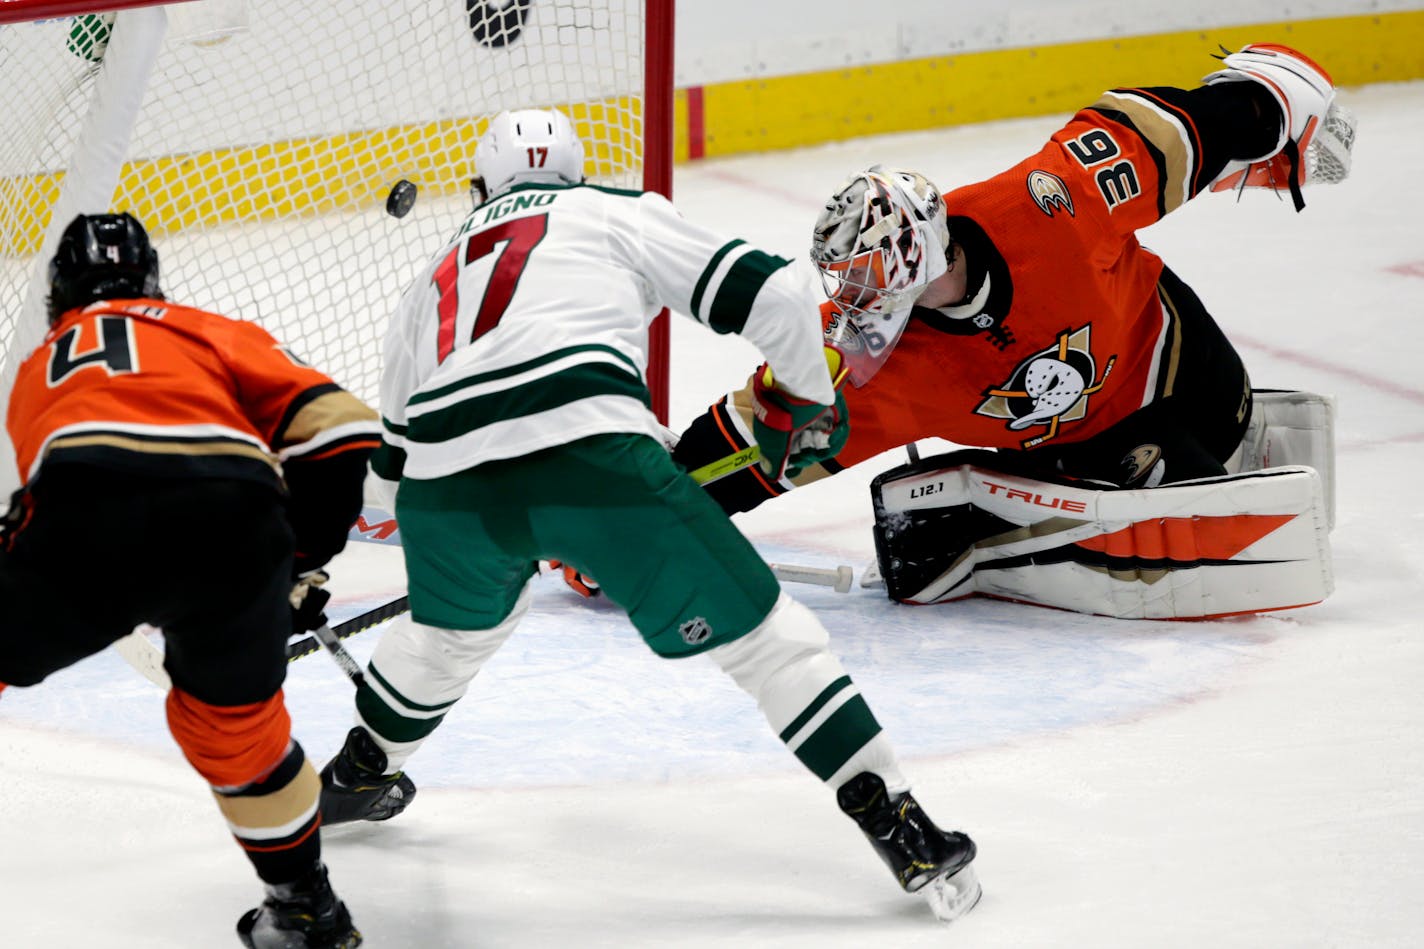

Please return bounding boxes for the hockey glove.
[547,560,601,598]
[290,569,332,634]
[751,352,850,481]
[1203,43,1357,209]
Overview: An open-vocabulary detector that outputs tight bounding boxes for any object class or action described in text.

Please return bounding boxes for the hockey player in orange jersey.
[670,44,1351,618]
[0,213,377,948]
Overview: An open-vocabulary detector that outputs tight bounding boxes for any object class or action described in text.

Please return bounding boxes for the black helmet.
[47,212,162,323]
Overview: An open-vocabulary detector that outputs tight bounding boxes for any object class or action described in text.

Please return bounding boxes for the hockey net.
[0,0,673,489]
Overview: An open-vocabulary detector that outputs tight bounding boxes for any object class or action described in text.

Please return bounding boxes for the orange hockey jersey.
[8,298,379,487]
[827,87,1249,468]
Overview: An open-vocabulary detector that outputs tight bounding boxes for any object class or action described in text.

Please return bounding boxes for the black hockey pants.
[0,464,294,706]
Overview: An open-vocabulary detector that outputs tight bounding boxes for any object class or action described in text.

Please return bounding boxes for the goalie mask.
[812,167,950,386]
[47,212,162,324]
[472,108,586,204]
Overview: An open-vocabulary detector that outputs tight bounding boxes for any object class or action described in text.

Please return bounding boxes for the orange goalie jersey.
[830,87,1248,468]
[8,298,379,487]
[674,79,1287,514]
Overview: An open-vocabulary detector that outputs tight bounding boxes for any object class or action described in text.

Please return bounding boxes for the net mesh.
[0,0,653,417]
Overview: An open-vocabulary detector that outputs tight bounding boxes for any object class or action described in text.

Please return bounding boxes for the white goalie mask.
[473,108,586,201]
[812,166,951,385]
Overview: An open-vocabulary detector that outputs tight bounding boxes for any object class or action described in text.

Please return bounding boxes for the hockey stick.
[685,443,760,486]
[113,594,410,689]
[768,562,854,593]
[308,622,367,688]
[114,626,170,689]
[286,595,410,662]
[686,446,856,593]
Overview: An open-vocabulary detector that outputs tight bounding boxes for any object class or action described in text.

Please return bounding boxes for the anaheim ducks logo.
[1121,444,1164,486]
[975,325,1115,448]
[1027,170,1074,217]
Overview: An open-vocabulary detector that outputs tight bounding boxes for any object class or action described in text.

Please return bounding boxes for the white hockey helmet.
[811,166,950,320]
[473,108,586,201]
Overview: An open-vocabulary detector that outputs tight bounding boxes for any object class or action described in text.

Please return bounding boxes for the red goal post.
[0,0,674,488]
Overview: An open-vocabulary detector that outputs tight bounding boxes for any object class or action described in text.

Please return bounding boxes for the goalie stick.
[768,562,854,593]
[289,560,851,674]
[353,444,856,593]
[684,443,857,591]
[686,443,761,486]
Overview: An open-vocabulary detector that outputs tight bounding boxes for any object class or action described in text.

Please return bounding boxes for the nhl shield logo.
[679,616,712,646]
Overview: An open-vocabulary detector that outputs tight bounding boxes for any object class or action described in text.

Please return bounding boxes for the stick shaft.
[685,444,760,486]
[287,595,410,661]
[312,623,367,688]
[769,562,854,593]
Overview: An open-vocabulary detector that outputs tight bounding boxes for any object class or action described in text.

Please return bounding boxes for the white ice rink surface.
[4,81,1424,947]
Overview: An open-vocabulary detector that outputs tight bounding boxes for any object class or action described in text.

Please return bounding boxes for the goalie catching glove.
[1204,43,1357,209]
[751,345,850,480]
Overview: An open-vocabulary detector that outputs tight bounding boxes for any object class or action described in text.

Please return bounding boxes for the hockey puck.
[386,179,418,218]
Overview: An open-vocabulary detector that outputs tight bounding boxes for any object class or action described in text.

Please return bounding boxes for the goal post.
[0,0,674,490]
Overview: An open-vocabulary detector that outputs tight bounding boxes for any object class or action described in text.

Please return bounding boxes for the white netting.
[0,0,659,485]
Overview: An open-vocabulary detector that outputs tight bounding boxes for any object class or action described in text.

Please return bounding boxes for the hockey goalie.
[670,43,1353,619]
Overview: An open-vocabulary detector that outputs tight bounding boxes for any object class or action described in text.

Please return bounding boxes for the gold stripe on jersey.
[1154,282,1186,400]
[1089,91,1195,215]
[42,432,278,471]
[280,389,379,450]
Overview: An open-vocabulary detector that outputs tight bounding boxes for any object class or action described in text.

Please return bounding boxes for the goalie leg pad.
[872,450,1332,619]
[1226,389,1335,529]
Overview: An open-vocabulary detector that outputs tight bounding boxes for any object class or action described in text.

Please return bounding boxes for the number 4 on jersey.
[431,214,548,363]
[48,316,139,384]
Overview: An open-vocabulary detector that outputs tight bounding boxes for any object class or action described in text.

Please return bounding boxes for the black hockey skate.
[319,726,417,825]
[236,863,361,949]
[837,771,982,922]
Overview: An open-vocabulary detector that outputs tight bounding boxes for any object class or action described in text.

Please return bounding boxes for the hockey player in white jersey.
[319,108,980,921]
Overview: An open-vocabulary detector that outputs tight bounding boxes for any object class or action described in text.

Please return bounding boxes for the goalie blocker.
[872,451,1331,620]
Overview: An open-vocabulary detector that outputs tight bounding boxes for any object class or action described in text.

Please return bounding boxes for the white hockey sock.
[707,593,908,793]
[356,581,531,772]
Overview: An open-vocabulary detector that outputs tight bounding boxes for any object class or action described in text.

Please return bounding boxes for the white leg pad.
[1227,389,1336,529]
[874,454,1332,619]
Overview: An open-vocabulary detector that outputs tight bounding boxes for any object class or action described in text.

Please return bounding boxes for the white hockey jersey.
[372,182,833,488]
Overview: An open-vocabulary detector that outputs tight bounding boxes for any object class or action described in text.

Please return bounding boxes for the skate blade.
[923,862,982,923]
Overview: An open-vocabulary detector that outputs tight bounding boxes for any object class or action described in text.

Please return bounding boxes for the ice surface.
[4,81,1423,948]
